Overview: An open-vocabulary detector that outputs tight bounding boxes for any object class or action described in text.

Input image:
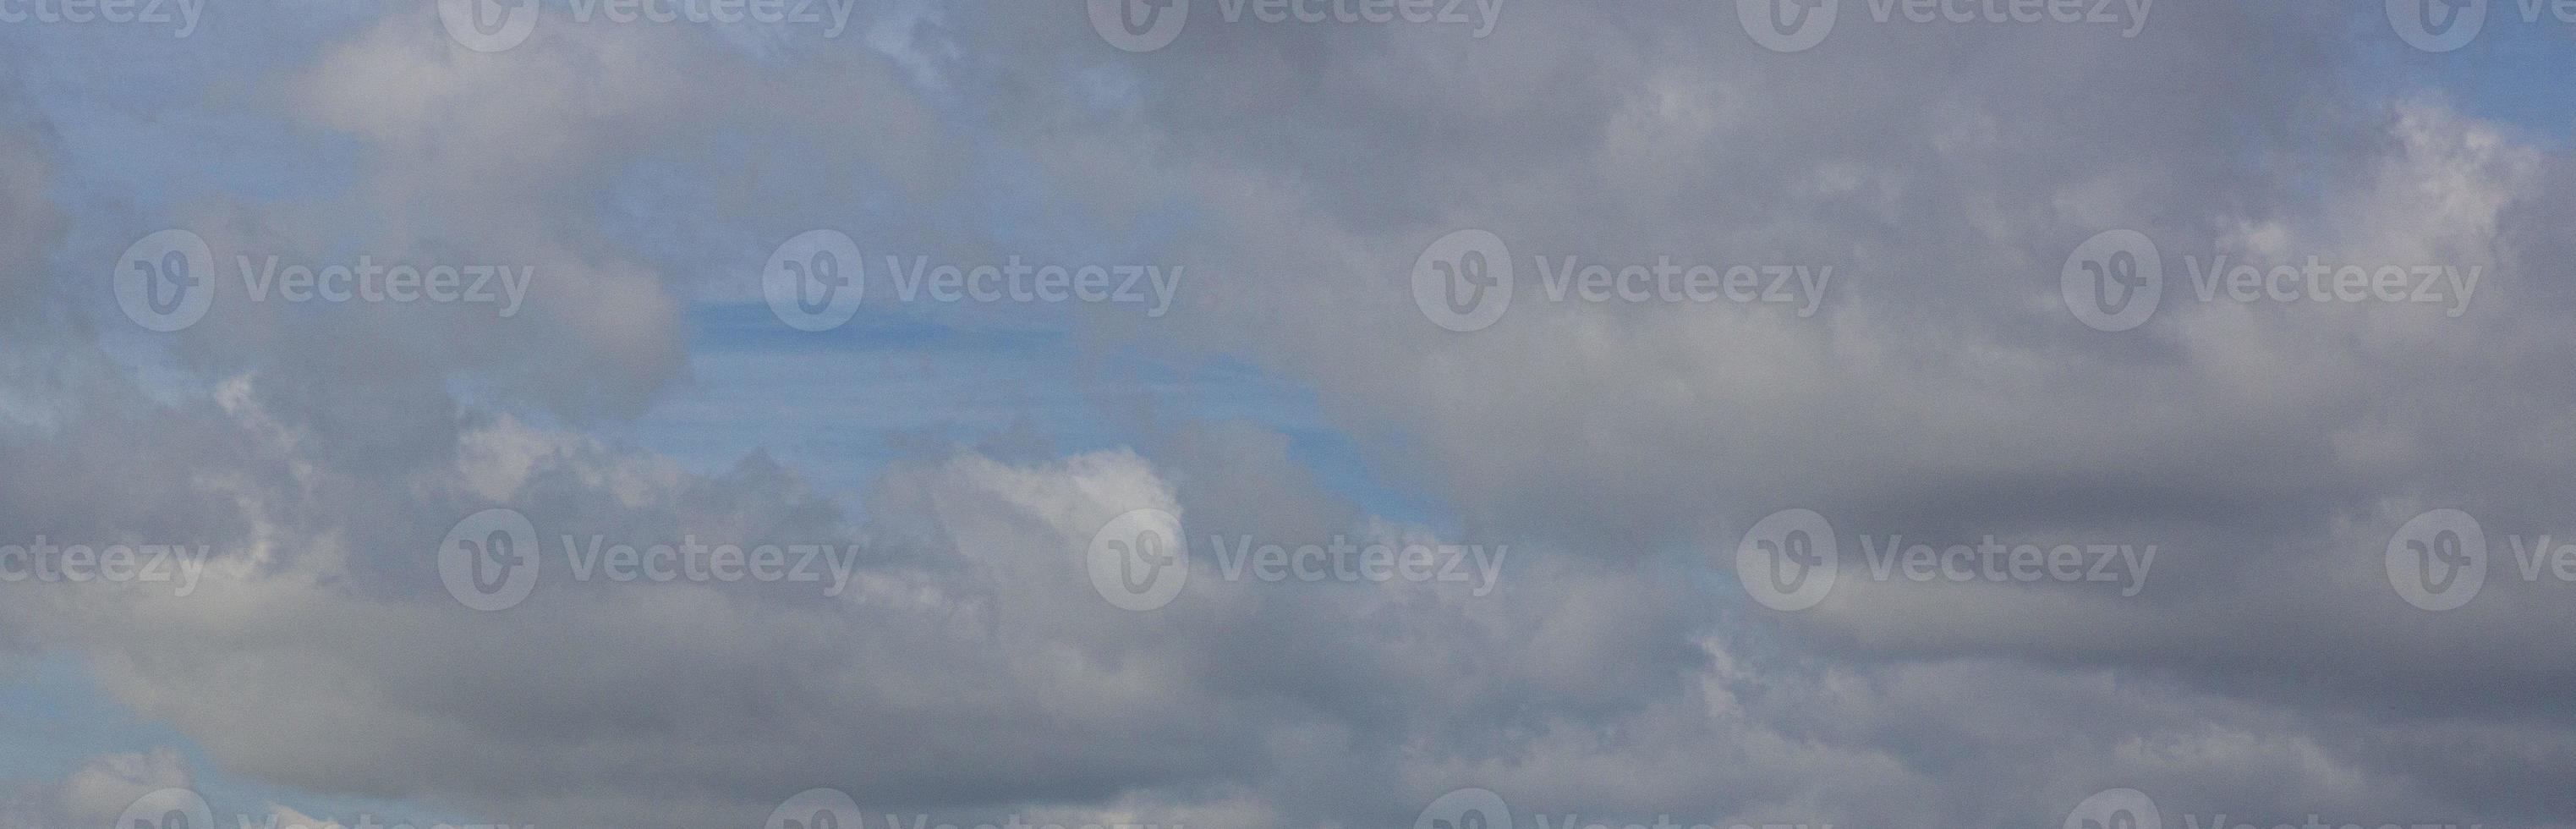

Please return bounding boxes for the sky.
[2,1,2575,828]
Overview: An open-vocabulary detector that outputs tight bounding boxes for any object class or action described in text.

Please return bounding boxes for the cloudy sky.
[1,1,2573,828]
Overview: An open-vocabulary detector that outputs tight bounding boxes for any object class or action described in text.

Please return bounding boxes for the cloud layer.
[2,3,2572,828]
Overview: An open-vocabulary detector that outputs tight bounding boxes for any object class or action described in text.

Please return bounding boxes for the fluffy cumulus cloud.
[0,2,2571,828]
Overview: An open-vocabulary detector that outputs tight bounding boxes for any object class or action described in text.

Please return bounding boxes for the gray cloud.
[2,3,2572,828]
